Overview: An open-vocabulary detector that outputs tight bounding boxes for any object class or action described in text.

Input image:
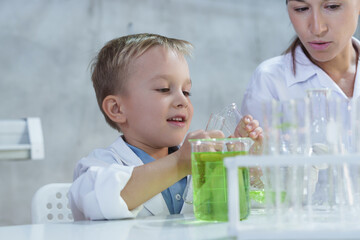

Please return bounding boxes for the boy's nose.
[174,92,189,108]
[176,103,186,108]
[175,99,188,108]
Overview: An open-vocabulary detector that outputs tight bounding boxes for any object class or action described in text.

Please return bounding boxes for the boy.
[69,33,263,220]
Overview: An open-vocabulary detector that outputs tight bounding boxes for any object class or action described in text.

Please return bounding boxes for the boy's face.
[120,46,193,150]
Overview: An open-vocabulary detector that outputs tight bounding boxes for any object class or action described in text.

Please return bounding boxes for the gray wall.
[0,0,358,226]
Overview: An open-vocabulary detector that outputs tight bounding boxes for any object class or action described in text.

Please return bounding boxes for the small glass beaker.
[183,103,243,205]
[307,88,333,154]
[262,98,310,156]
[256,99,309,213]
[205,103,242,137]
[189,138,253,222]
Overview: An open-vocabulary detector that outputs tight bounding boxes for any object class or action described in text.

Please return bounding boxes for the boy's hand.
[234,115,263,155]
[177,129,225,176]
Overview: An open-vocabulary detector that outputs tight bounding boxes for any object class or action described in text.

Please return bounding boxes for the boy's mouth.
[167,115,187,128]
[167,117,185,122]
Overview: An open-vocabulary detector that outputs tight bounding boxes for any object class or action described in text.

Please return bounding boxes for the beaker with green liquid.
[189,138,253,222]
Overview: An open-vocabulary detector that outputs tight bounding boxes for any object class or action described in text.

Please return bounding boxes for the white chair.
[0,118,44,161]
[31,183,73,223]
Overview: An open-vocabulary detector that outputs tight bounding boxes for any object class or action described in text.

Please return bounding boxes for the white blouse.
[240,37,360,124]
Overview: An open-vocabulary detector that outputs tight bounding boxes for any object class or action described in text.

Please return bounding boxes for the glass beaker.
[183,103,243,205]
[189,138,253,222]
[262,98,310,156]
[258,99,309,214]
[306,89,354,215]
[306,89,332,210]
[307,88,333,153]
[207,103,265,196]
[205,103,242,137]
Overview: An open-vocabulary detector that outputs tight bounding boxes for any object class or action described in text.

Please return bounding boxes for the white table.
[3,213,360,240]
[0,214,231,240]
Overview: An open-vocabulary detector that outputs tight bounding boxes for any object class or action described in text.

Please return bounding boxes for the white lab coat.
[240,38,360,198]
[69,136,193,221]
[241,37,360,124]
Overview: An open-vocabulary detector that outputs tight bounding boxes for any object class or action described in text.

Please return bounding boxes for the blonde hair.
[90,33,193,131]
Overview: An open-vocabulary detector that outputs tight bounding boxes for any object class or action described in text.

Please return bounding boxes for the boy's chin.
[165,136,185,147]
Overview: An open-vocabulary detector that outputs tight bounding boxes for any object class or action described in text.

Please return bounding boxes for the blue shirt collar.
[125,144,179,164]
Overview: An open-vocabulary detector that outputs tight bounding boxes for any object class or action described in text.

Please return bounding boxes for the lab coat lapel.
[144,175,193,215]
[110,136,144,166]
[285,46,317,88]
[180,175,194,214]
[111,137,169,215]
[143,193,170,215]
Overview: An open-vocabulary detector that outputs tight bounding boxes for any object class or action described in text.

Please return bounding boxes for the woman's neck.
[314,40,358,98]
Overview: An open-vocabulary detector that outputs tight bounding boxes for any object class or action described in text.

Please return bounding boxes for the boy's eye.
[157,88,170,93]
[183,91,191,97]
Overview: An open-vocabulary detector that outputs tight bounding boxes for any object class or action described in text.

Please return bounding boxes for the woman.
[240,0,360,208]
[241,0,360,122]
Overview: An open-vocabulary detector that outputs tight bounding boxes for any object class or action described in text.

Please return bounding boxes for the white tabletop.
[0,214,231,240]
[3,213,360,240]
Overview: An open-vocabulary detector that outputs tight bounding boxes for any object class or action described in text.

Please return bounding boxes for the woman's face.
[287,0,360,63]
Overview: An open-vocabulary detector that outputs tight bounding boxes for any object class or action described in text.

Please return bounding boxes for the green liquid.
[191,151,250,222]
[249,190,287,204]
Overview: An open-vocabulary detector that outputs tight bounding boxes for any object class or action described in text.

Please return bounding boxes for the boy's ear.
[102,95,126,124]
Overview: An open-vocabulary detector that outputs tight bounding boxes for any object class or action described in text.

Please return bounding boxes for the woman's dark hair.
[284,37,301,75]
[284,0,302,75]
[284,37,313,75]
